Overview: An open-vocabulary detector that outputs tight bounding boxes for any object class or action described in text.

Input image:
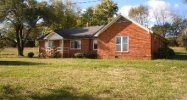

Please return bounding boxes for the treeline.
[128,5,187,47]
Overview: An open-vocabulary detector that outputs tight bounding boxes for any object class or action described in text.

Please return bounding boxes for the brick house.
[38,15,167,59]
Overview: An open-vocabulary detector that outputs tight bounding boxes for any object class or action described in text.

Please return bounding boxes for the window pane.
[93,39,97,50]
[94,44,97,49]
[75,41,79,49]
[71,42,74,48]
[116,37,121,44]
[49,41,53,47]
[123,37,127,43]
[123,44,128,51]
[45,41,48,47]
[77,41,81,49]
[116,45,121,51]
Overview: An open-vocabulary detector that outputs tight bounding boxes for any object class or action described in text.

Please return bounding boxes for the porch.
[39,40,70,58]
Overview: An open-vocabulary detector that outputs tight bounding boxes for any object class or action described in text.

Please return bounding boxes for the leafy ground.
[0,47,187,100]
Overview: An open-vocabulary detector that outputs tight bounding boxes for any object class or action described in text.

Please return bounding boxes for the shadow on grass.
[173,52,187,60]
[0,61,44,66]
[30,87,98,100]
[0,85,24,100]
[0,85,98,100]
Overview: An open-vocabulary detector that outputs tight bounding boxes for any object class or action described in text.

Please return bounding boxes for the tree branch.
[1,37,17,44]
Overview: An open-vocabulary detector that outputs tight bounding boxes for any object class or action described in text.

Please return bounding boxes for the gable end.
[94,15,152,37]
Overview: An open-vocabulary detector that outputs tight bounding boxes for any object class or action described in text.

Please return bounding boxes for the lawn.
[0,47,187,100]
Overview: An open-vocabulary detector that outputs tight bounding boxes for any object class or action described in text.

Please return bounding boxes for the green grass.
[0,47,187,100]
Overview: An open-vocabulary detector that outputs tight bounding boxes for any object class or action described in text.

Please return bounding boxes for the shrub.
[74,52,97,59]
[167,38,178,46]
[157,47,175,59]
[53,51,61,58]
[84,52,97,59]
[38,52,46,58]
[74,52,84,58]
[28,52,34,58]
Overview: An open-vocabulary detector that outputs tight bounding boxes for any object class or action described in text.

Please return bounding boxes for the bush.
[53,51,61,58]
[167,38,178,46]
[74,52,84,58]
[157,47,175,59]
[74,52,97,59]
[28,52,34,58]
[39,52,46,58]
[84,52,97,58]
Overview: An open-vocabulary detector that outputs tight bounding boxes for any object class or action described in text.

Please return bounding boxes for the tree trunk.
[16,24,24,56]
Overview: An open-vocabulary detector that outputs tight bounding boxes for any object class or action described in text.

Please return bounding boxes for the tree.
[47,0,81,29]
[128,5,149,26]
[78,7,94,27]
[183,34,187,50]
[151,7,172,37]
[152,22,171,37]
[93,0,118,25]
[0,31,6,52]
[0,0,54,56]
[0,22,16,47]
[80,0,118,26]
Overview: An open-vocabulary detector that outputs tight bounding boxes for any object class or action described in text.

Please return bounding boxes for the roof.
[39,14,161,40]
[54,25,105,39]
[94,14,152,37]
[37,33,49,40]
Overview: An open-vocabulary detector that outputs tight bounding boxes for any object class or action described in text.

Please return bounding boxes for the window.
[93,39,98,50]
[45,41,54,48]
[70,40,81,49]
[116,36,129,52]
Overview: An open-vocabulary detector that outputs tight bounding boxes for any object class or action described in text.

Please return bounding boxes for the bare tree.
[128,5,149,27]
[151,8,172,37]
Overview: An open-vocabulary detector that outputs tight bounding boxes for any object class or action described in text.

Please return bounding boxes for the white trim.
[94,14,152,37]
[93,39,98,50]
[44,32,63,40]
[70,40,81,50]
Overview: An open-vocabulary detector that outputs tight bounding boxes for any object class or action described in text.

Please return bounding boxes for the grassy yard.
[0,47,187,100]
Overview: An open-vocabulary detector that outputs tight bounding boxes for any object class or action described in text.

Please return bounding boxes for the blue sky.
[72,0,187,15]
[71,0,187,28]
[38,0,187,15]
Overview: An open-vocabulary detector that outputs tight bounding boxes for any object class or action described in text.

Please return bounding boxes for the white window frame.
[70,40,81,50]
[93,39,98,50]
[116,36,129,52]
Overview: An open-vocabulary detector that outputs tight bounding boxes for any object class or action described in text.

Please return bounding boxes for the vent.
[116,17,129,23]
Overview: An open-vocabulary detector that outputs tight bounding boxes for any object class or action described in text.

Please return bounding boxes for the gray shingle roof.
[54,25,105,38]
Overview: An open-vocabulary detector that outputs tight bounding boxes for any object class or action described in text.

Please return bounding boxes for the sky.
[65,0,187,27]
[38,0,187,17]
[1,0,185,28]
[72,0,187,16]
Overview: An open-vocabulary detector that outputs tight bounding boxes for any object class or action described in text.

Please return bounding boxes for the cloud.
[147,0,170,11]
[119,5,137,16]
[174,3,179,8]
[119,0,173,24]
[147,0,172,22]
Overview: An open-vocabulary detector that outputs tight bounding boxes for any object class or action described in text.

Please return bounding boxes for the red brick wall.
[63,39,96,58]
[39,40,45,53]
[97,21,152,60]
[151,34,168,58]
